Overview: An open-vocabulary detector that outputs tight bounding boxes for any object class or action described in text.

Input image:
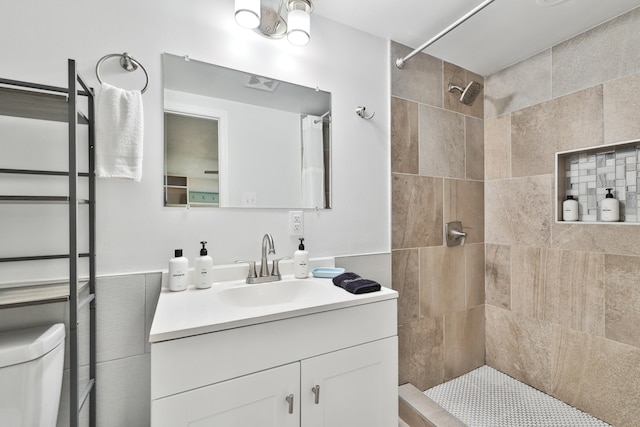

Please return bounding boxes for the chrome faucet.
[260,233,276,277]
[236,233,287,284]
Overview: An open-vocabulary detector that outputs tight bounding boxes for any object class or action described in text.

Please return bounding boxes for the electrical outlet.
[242,192,257,207]
[289,211,303,235]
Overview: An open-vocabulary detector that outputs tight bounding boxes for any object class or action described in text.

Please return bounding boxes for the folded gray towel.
[332,272,381,294]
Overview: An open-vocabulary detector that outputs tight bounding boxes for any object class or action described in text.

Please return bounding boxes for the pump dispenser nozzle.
[200,241,208,255]
[298,238,305,250]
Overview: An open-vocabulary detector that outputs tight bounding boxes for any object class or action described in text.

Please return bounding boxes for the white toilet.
[0,323,66,427]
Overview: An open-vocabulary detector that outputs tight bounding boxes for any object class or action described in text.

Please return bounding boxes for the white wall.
[0,0,390,278]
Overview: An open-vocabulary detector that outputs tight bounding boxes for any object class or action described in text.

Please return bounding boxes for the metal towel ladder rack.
[0,59,97,427]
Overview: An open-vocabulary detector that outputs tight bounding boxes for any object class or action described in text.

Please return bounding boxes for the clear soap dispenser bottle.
[194,241,214,289]
[600,188,619,222]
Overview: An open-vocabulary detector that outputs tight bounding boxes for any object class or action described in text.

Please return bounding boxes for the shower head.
[448,81,483,106]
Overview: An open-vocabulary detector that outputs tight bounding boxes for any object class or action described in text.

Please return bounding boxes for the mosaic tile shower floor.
[424,366,610,426]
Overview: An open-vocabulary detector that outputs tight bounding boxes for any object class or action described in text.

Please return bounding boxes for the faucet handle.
[445,221,467,247]
[272,256,291,276]
[234,260,257,279]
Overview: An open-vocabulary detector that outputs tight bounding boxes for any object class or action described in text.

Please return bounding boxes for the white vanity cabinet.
[152,363,300,427]
[150,295,398,427]
[301,337,397,427]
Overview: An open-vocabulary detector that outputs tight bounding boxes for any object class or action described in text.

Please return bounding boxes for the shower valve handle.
[446,221,467,247]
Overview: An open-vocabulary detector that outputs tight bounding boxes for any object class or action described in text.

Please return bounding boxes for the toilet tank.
[0,323,66,427]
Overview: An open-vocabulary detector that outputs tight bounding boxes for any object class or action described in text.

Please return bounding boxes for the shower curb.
[399,383,466,427]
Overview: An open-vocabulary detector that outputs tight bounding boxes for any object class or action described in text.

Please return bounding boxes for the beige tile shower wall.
[391,41,485,391]
[484,6,640,426]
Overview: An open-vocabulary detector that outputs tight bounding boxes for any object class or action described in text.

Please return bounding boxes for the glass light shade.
[235,0,261,29]
[287,9,310,45]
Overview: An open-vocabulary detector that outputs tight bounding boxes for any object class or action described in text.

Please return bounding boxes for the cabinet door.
[152,362,300,427]
[301,337,398,427]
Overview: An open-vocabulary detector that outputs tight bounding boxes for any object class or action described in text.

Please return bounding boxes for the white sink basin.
[218,279,327,307]
[150,274,398,342]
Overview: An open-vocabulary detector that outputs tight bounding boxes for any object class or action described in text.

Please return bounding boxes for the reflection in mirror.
[164,112,219,206]
[162,53,332,209]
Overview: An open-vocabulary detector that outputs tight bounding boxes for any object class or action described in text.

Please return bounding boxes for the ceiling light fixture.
[235,0,261,29]
[287,0,312,46]
[234,0,313,46]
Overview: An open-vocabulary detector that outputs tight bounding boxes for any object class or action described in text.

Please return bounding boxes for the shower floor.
[424,366,610,427]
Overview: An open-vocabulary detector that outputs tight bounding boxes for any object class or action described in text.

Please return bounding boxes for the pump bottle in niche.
[562,195,579,221]
[169,249,189,292]
[600,188,619,222]
[194,241,213,289]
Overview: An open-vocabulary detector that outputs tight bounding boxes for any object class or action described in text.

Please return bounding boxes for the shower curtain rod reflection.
[395,0,496,69]
[313,111,331,124]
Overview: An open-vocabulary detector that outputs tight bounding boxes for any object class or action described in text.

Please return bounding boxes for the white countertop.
[149,271,397,343]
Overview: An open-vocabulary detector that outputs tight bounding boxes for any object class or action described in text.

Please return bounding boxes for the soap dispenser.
[294,238,309,279]
[562,195,579,221]
[194,241,214,289]
[600,188,619,222]
[169,249,189,292]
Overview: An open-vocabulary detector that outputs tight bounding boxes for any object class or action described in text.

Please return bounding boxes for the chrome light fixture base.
[242,0,313,43]
[254,5,288,39]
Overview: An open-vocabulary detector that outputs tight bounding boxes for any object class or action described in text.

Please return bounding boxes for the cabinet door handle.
[312,385,320,404]
[285,394,294,414]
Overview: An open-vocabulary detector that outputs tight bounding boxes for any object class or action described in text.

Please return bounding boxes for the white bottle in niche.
[600,188,620,222]
[169,249,189,292]
[194,241,214,289]
[293,238,309,279]
[562,195,579,221]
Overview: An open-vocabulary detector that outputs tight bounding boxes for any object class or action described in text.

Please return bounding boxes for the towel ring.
[95,52,149,94]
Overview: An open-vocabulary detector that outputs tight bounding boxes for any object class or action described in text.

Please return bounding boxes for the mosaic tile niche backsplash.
[564,143,640,222]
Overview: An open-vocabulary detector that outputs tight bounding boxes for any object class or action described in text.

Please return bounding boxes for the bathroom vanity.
[149,268,398,427]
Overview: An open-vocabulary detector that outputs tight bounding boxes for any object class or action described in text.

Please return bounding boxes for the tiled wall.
[484,7,640,426]
[391,42,486,391]
[0,273,162,427]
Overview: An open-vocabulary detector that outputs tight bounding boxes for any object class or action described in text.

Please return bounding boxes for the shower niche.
[556,139,640,223]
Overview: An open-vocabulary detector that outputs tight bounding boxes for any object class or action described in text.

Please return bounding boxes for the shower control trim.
[446,221,467,247]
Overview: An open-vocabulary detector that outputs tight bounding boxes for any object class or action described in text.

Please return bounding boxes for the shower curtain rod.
[312,111,331,124]
[395,0,496,69]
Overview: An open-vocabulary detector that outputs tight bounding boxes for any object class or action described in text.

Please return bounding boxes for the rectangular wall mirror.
[162,53,332,209]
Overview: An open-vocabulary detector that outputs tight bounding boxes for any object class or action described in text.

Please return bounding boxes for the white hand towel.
[96,82,144,181]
